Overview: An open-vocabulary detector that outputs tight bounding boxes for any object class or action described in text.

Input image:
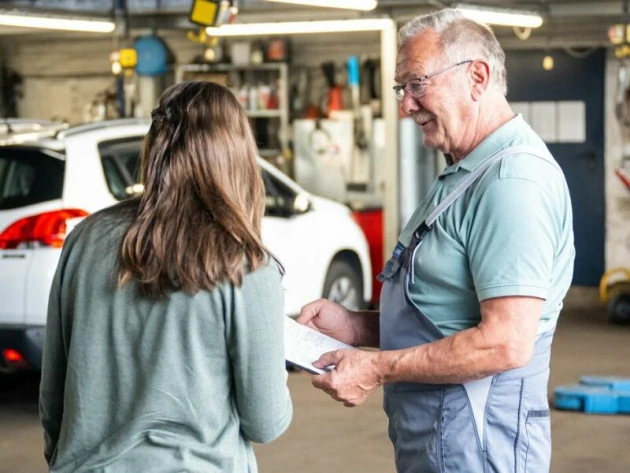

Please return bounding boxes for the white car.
[0,119,371,371]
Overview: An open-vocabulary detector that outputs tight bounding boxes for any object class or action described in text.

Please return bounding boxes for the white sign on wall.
[558,101,587,142]
[510,100,586,143]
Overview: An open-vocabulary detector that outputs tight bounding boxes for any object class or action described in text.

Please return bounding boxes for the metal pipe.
[380,19,399,263]
[114,0,127,118]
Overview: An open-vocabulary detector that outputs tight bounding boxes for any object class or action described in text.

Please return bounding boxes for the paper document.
[284,316,355,375]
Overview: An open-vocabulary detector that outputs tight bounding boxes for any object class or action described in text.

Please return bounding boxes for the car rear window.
[0,148,64,210]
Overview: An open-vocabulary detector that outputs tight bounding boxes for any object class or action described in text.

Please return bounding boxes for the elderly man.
[297,8,575,473]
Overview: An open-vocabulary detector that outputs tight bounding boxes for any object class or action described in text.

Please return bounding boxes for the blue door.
[506,49,606,286]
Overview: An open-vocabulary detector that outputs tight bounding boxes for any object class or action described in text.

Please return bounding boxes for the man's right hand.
[297,299,360,346]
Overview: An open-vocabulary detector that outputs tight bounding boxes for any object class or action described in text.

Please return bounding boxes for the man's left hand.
[311,349,383,407]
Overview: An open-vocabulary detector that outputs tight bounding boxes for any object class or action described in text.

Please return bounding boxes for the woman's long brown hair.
[118,81,269,298]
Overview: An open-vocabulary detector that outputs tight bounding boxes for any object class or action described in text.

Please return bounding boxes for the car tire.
[323,260,364,311]
[609,293,630,324]
[607,282,630,325]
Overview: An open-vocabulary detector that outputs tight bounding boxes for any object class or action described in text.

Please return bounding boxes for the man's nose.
[400,92,420,115]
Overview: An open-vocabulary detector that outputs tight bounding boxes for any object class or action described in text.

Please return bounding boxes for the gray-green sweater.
[40,200,293,473]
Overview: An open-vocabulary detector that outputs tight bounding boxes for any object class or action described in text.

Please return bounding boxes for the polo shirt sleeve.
[465,176,559,301]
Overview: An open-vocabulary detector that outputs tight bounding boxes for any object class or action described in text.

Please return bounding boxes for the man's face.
[395,31,472,154]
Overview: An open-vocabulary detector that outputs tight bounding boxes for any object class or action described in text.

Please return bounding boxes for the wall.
[2,33,202,122]
[1,31,380,124]
[505,49,607,286]
[3,31,628,287]
[605,49,630,271]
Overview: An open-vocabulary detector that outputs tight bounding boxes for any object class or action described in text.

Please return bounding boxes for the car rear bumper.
[0,325,45,372]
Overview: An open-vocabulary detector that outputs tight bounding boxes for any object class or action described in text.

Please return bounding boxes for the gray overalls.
[378,146,554,473]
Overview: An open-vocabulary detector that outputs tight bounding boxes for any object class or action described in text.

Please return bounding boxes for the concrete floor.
[1,308,629,473]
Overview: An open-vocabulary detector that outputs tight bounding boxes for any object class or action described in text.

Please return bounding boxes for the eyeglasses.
[393,60,473,102]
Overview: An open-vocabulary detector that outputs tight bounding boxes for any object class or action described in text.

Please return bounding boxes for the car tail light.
[0,209,89,250]
[2,348,28,369]
[3,349,23,363]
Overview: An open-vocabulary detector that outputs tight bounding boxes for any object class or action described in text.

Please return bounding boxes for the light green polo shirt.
[399,115,575,336]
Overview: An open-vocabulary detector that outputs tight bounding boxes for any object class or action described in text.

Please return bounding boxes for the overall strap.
[401,145,549,266]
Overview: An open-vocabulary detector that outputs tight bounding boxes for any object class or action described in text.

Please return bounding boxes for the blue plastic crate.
[617,391,630,414]
[554,377,630,414]
[554,385,619,414]
[579,376,630,391]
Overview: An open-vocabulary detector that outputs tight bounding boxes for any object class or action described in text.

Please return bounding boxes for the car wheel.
[609,293,630,324]
[607,282,630,324]
[323,260,363,311]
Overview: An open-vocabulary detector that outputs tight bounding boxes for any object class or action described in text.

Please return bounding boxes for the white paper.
[530,101,558,143]
[557,101,586,143]
[284,317,354,374]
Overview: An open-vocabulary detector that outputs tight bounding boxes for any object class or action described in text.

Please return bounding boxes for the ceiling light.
[454,4,543,28]
[206,18,392,36]
[264,0,377,11]
[0,11,115,33]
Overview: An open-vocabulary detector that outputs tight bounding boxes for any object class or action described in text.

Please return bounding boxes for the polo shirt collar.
[438,114,523,176]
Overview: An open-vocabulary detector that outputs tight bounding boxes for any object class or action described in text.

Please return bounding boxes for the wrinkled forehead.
[395,30,444,82]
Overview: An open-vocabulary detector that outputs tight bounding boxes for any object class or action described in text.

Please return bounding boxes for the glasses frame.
[393,59,474,102]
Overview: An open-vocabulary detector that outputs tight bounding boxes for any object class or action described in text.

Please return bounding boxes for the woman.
[39,81,293,473]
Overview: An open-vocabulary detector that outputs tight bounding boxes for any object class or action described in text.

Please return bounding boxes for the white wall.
[605,49,630,271]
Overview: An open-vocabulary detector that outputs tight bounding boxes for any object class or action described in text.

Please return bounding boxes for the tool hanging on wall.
[346,55,371,193]
[614,57,630,191]
[321,61,344,118]
[611,0,630,191]
[362,58,381,117]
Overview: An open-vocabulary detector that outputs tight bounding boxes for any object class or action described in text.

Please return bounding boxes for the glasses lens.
[394,86,404,101]
[407,80,425,99]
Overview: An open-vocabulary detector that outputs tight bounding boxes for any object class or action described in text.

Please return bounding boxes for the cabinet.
[175,63,290,163]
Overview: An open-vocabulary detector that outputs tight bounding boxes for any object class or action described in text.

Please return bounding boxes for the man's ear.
[470,60,491,101]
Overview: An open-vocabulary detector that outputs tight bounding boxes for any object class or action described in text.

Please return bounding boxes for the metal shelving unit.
[175,62,290,163]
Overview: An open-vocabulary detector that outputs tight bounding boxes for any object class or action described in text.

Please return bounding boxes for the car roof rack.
[57,118,151,139]
[0,118,61,126]
[0,120,69,146]
[0,118,67,132]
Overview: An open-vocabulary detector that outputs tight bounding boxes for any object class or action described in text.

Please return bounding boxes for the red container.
[352,208,384,306]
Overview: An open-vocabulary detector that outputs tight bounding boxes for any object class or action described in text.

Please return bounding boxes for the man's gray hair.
[398,8,507,96]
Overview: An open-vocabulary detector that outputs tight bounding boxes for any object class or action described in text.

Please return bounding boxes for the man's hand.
[311,349,383,407]
[297,299,360,346]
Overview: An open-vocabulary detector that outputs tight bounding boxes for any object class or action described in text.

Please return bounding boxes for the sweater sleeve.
[226,260,293,444]
[39,228,78,464]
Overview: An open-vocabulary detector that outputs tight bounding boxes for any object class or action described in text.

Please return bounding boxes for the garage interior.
[1,0,630,472]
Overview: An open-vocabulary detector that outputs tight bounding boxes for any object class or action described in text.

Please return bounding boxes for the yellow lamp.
[119,48,137,69]
[190,0,220,27]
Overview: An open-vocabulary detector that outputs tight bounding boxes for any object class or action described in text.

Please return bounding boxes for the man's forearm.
[376,324,529,385]
[351,310,380,348]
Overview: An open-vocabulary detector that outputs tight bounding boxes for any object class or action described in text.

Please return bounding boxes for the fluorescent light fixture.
[206,18,392,36]
[0,11,115,33]
[454,3,543,28]
[265,0,377,11]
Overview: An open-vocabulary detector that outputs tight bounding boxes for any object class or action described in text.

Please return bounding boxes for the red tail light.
[3,349,24,363]
[2,349,28,369]
[0,209,89,250]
